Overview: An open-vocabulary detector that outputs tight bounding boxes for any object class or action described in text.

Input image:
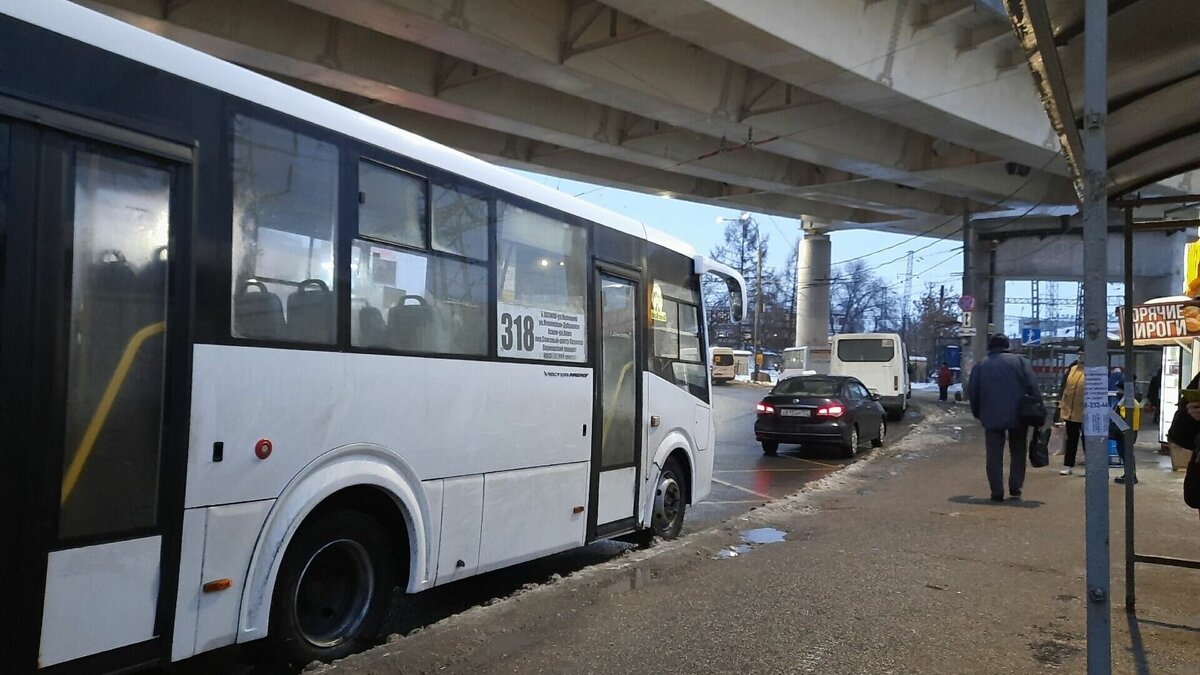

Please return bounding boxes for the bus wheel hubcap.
[653,476,681,533]
[294,539,374,648]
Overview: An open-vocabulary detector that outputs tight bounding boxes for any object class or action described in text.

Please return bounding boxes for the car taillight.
[894,375,899,391]
[756,402,775,415]
[816,402,845,417]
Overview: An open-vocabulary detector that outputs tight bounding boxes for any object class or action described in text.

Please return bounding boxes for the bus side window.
[495,202,588,363]
[230,115,338,345]
[350,242,488,355]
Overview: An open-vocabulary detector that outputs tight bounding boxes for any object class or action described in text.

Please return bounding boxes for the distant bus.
[711,347,736,384]
[0,3,747,671]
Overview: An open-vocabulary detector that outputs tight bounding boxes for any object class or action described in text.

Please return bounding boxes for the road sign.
[1021,327,1042,345]
[960,327,977,337]
[958,295,976,312]
[962,312,972,328]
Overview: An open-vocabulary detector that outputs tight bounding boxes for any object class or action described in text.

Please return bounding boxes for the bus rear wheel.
[268,510,396,667]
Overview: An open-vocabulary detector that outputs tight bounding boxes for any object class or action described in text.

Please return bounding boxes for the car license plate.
[780,408,810,417]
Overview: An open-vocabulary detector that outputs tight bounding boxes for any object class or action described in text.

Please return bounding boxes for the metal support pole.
[753,246,763,381]
[1081,0,1111,670]
[987,241,997,329]
[1123,207,1137,613]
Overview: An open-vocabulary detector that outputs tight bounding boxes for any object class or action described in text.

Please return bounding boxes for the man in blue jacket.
[968,334,1042,501]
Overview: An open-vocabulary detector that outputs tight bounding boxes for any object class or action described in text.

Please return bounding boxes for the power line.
[829,150,1062,267]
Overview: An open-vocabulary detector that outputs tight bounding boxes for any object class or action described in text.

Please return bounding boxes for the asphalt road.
[374,383,924,640]
[200,384,925,673]
[692,382,923,531]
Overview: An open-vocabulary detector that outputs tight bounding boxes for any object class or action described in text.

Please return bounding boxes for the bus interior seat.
[234,280,284,340]
[85,250,140,381]
[358,306,387,348]
[387,295,432,352]
[136,246,169,321]
[287,278,334,344]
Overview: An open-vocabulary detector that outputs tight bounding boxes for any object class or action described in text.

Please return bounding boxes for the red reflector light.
[816,403,845,417]
[756,402,775,414]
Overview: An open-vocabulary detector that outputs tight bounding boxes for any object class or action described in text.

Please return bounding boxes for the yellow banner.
[1186,242,1200,297]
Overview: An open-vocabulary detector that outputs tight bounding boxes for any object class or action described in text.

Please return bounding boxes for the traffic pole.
[1081,0,1112,670]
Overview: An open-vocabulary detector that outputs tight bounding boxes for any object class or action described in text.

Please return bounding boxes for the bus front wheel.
[268,510,396,667]
[650,457,687,540]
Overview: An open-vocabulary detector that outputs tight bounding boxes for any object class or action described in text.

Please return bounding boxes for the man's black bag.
[1012,356,1047,427]
[1029,427,1051,468]
[1020,393,1048,428]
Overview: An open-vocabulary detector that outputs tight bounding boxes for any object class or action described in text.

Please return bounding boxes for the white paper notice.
[497,303,586,362]
[1083,366,1109,437]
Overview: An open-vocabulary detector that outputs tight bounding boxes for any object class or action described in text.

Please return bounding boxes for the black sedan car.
[754,375,886,457]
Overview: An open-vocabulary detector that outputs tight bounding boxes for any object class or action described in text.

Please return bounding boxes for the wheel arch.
[236,443,430,644]
[641,432,696,527]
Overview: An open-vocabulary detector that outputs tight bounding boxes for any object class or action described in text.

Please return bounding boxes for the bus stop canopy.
[1008,0,1200,199]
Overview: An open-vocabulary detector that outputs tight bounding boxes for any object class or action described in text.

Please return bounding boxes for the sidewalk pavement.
[323,404,1200,674]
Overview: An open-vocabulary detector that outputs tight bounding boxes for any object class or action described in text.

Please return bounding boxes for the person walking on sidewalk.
[1057,361,1085,475]
[937,362,953,402]
[968,334,1042,501]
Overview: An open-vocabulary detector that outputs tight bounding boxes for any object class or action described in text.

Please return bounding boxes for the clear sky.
[516,170,967,301]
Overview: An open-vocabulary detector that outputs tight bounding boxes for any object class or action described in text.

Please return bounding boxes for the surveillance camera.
[1005,162,1032,177]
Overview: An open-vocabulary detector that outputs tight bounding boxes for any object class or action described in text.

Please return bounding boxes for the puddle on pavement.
[713,527,787,559]
[602,566,659,596]
[715,544,752,559]
[741,527,787,544]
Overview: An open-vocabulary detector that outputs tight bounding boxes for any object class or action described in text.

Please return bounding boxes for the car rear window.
[771,378,841,397]
[713,353,733,366]
[837,338,895,363]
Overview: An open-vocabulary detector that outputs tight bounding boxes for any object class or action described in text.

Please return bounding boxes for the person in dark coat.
[968,334,1042,501]
[937,362,953,402]
[1147,368,1161,424]
[1167,397,1200,526]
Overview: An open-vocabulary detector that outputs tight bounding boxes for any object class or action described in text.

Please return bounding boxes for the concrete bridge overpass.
[75,0,1198,349]
[78,0,1087,234]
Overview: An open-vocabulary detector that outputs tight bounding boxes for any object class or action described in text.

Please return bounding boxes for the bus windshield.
[837,338,894,363]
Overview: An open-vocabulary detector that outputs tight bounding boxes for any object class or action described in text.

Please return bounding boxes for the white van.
[710,347,736,384]
[829,333,910,419]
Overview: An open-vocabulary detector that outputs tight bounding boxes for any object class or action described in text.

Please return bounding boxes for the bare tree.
[907,284,960,360]
[704,216,769,348]
[829,260,887,333]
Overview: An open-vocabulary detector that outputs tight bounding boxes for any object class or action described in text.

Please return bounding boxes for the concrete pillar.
[796,230,832,349]
[969,226,990,369]
[991,276,1006,337]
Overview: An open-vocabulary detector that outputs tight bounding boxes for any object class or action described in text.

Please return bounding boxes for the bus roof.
[7,1,697,260]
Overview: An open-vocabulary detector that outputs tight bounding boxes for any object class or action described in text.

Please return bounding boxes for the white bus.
[0,3,746,671]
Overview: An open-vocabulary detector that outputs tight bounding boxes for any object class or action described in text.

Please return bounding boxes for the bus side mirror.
[695,256,747,323]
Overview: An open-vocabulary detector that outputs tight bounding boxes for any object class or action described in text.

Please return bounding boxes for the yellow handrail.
[602,360,635,442]
[60,321,166,505]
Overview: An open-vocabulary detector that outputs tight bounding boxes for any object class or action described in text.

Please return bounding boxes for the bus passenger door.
[590,269,641,537]
[0,119,190,671]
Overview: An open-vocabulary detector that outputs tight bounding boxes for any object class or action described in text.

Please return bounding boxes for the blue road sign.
[1021,327,1041,345]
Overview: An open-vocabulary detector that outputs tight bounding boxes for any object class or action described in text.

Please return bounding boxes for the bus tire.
[268,510,396,667]
[650,457,687,540]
